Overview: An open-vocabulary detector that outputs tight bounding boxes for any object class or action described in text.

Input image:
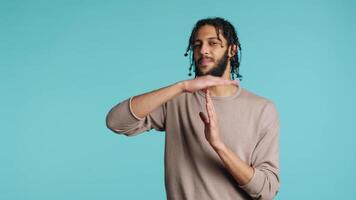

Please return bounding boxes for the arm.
[106,75,238,135]
[212,139,279,200]
[240,102,280,200]
[129,82,185,119]
[212,143,254,186]
[105,82,183,135]
[199,89,254,184]
[199,90,280,200]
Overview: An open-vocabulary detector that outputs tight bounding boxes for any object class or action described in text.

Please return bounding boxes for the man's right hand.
[182,75,238,93]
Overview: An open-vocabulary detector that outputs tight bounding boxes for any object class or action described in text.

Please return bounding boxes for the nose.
[199,43,209,55]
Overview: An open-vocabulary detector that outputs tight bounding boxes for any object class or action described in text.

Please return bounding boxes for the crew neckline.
[197,85,242,101]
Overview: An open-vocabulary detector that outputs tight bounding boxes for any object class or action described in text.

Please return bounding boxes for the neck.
[208,84,238,97]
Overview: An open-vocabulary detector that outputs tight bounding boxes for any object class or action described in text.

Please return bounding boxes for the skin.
[107,24,254,186]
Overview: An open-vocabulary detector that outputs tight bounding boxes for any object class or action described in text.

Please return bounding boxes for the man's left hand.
[199,89,224,148]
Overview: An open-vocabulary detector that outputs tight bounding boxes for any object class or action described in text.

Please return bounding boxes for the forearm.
[130,81,185,119]
[212,142,254,186]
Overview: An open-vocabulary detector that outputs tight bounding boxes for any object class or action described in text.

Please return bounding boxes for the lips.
[199,58,213,66]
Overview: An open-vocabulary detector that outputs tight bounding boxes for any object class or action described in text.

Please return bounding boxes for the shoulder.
[239,88,277,109]
[239,88,279,124]
[239,88,280,139]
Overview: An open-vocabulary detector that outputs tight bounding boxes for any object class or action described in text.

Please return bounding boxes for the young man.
[106,17,280,200]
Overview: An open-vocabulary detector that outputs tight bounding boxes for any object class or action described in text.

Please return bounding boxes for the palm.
[184,75,237,93]
[199,89,221,145]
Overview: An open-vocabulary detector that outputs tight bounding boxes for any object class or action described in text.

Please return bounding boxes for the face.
[195,49,228,77]
[192,25,234,77]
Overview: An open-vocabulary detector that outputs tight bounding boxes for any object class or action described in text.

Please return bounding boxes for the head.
[184,17,242,80]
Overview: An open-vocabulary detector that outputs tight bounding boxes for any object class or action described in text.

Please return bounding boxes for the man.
[106,17,280,200]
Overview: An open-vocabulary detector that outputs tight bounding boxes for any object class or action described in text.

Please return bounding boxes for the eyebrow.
[193,37,221,42]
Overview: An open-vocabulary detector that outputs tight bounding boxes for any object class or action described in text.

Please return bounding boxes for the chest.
[166,98,260,163]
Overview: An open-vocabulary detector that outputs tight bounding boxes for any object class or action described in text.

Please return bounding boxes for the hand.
[198,89,224,147]
[182,75,238,93]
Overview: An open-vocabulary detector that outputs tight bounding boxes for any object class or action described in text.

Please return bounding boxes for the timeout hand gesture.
[199,89,223,147]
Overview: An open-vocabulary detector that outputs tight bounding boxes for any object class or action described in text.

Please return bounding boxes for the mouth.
[198,58,213,66]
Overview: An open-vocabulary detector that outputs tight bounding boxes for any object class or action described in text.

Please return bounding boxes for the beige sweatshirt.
[106,85,280,200]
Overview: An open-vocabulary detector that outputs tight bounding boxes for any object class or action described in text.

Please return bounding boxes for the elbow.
[244,169,280,200]
[259,190,279,200]
[106,114,118,133]
[259,177,280,200]
[105,112,123,135]
[105,118,128,136]
[253,187,279,200]
[105,99,143,136]
[105,113,139,137]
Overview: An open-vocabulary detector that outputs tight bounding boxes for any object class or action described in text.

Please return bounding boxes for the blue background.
[1,0,355,199]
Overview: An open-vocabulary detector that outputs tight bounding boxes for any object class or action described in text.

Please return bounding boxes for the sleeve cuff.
[239,168,266,195]
[129,96,145,121]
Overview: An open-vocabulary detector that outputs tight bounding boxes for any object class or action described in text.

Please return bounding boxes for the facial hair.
[195,49,229,77]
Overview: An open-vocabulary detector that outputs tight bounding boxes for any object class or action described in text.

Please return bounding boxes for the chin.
[196,69,210,76]
[195,60,211,70]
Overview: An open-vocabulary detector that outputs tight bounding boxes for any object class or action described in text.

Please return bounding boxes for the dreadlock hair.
[184,17,243,81]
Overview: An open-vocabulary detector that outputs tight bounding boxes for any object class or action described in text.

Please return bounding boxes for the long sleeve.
[240,101,280,200]
[106,96,166,136]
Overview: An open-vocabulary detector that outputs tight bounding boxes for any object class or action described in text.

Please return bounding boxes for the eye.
[209,41,220,46]
[193,43,201,48]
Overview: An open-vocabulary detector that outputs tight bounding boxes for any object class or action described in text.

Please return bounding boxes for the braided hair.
[184,17,243,81]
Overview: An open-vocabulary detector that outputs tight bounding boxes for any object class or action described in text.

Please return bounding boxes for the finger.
[205,89,210,115]
[206,90,214,121]
[205,89,209,104]
[235,79,240,86]
[206,91,218,122]
[205,89,209,112]
[212,77,238,87]
[199,112,209,124]
[207,107,216,130]
[222,79,238,86]
[208,94,217,117]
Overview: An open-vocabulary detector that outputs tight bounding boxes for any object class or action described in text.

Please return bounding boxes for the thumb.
[233,79,240,86]
[199,112,209,124]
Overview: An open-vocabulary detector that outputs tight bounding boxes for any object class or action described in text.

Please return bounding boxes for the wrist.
[176,81,187,93]
[210,140,227,151]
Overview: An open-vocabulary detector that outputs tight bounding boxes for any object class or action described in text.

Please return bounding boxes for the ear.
[228,44,237,58]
